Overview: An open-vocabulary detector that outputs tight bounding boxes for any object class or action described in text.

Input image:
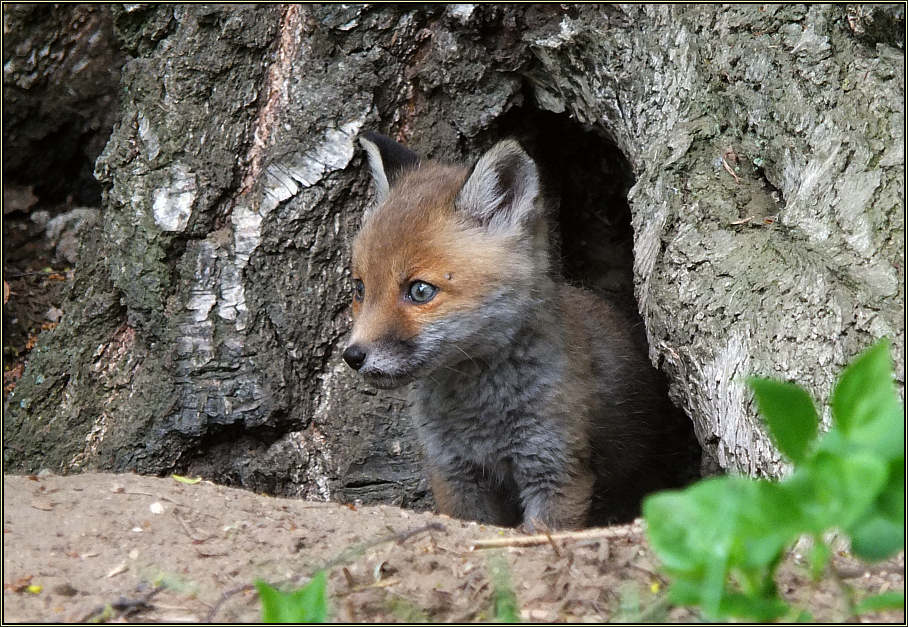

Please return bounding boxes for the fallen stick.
[471,526,636,550]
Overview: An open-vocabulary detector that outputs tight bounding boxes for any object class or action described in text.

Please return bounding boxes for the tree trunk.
[5,5,903,502]
[3,3,125,205]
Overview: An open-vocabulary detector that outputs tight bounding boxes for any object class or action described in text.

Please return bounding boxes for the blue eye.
[407,280,437,303]
[353,279,365,302]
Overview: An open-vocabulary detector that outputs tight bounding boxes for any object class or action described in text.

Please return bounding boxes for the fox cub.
[343,132,700,530]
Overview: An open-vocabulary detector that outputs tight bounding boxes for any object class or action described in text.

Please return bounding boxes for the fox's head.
[343,132,551,388]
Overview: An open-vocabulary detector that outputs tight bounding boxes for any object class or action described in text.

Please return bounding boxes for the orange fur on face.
[350,162,531,348]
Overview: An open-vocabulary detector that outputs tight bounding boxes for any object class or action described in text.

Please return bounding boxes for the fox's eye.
[353,279,365,302]
[407,280,437,304]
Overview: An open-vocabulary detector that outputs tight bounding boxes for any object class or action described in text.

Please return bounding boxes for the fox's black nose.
[343,345,367,370]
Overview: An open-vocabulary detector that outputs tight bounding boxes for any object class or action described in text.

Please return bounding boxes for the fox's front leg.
[427,462,522,528]
[517,461,596,531]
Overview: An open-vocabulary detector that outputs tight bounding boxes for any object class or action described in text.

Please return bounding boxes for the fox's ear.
[359,131,419,205]
[456,140,541,233]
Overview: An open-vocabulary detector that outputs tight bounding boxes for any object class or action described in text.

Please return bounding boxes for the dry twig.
[471,526,634,550]
[721,156,741,183]
[205,583,254,623]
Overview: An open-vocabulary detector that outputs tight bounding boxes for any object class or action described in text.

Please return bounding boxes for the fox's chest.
[413,363,566,464]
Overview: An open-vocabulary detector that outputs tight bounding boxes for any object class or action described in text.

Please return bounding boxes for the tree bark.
[4,5,903,501]
[3,3,125,205]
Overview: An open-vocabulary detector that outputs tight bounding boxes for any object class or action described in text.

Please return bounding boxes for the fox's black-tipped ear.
[359,131,420,205]
[456,140,541,233]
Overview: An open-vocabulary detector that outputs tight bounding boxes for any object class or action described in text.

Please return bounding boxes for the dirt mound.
[3,472,903,622]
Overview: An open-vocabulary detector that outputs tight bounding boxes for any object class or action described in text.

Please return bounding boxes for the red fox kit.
[344,132,700,529]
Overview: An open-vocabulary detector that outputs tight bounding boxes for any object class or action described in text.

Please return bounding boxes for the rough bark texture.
[3,4,125,205]
[4,5,904,503]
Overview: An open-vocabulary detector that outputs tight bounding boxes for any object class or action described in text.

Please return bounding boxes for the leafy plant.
[255,571,328,623]
[487,554,520,623]
[644,339,905,621]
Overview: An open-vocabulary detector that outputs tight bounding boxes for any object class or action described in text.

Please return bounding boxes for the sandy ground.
[3,472,903,623]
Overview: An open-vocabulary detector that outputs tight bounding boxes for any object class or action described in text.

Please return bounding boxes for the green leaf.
[849,458,904,561]
[645,476,791,619]
[849,513,905,562]
[665,577,706,606]
[256,572,328,623]
[797,451,888,531]
[748,377,819,464]
[875,456,905,522]
[854,591,905,615]
[832,340,900,444]
[714,590,790,621]
[848,398,903,461]
[644,477,739,573]
[644,340,906,621]
[736,481,804,563]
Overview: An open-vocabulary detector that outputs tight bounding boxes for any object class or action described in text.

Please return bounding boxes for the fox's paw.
[519,517,554,535]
